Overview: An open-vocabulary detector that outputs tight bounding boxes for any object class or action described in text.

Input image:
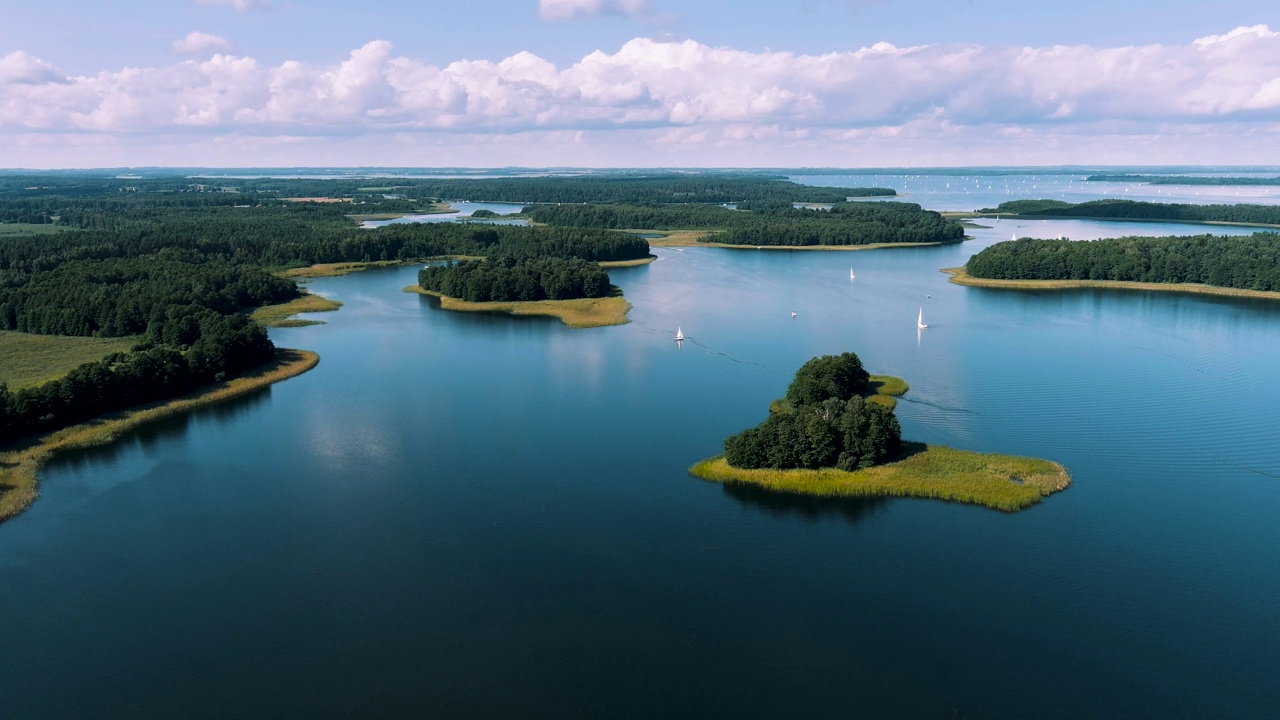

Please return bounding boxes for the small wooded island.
[411,255,631,327]
[690,353,1070,511]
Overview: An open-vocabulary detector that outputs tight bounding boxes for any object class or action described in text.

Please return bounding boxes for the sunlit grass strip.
[280,261,409,279]
[0,332,139,390]
[690,446,1071,513]
[251,292,343,327]
[0,349,319,524]
[943,267,1280,301]
[406,286,632,328]
[599,255,658,267]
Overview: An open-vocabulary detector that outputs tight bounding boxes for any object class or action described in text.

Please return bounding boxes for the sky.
[3,0,1280,168]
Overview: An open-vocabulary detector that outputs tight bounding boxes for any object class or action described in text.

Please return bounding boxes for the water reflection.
[721,481,891,526]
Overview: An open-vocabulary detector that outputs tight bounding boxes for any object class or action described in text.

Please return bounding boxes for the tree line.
[980,199,1280,225]
[417,256,611,303]
[1086,175,1280,186]
[526,201,964,246]
[0,313,274,444]
[723,353,902,471]
[964,233,1280,291]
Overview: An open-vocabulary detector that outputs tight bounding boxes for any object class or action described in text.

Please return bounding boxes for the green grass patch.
[251,292,343,327]
[0,223,69,236]
[0,332,139,390]
[1,349,319,523]
[690,445,1071,512]
[406,285,631,328]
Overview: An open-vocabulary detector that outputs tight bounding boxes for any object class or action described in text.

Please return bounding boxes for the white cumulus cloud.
[539,0,651,21]
[172,32,232,55]
[5,26,1280,165]
[195,0,273,10]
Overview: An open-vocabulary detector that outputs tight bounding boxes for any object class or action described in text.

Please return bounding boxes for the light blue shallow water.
[1,218,1278,718]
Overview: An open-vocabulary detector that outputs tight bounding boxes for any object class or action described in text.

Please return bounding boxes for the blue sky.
[3,0,1280,167]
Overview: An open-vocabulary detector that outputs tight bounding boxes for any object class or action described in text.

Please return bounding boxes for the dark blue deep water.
[2,219,1278,718]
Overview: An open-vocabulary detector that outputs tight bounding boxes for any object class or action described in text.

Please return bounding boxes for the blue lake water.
[1,218,1279,717]
[361,201,528,228]
[792,173,1280,211]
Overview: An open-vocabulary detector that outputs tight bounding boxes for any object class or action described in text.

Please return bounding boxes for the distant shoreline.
[943,267,1280,301]
[0,349,320,524]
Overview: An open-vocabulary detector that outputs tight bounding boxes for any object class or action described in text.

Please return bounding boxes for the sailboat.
[791,311,798,318]
[850,266,856,280]
[917,308,928,329]
[675,327,684,342]
[1012,232,1018,241]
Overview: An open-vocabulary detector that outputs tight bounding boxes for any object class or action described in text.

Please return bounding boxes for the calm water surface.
[2,219,1279,718]
[361,201,528,228]
[793,173,1280,211]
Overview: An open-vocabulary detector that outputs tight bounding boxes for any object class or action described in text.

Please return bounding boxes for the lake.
[792,173,1280,211]
[361,201,529,228]
[1,219,1278,718]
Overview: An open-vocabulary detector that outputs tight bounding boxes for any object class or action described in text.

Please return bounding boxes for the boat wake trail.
[684,339,779,373]
[896,396,979,415]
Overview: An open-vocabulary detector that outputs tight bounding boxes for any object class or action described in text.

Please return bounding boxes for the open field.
[0,349,319,523]
[943,267,1280,301]
[0,223,69,236]
[690,445,1071,512]
[407,286,632,328]
[0,332,139,390]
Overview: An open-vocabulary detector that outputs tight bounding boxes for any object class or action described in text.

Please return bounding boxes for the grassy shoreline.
[769,374,909,414]
[943,267,1280,301]
[0,349,319,524]
[690,446,1071,512]
[599,255,658,267]
[963,213,1280,230]
[406,286,632,327]
[251,292,343,327]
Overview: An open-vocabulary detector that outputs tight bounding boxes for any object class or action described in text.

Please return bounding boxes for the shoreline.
[690,447,1071,512]
[0,349,320,524]
[963,213,1280,231]
[943,267,1280,301]
[599,255,658,267]
[406,286,632,328]
[640,229,947,250]
[251,291,343,327]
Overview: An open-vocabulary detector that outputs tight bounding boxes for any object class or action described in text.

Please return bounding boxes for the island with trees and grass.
[976,199,1280,226]
[949,233,1280,298]
[690,353,1070,512]
[526,199,964,248]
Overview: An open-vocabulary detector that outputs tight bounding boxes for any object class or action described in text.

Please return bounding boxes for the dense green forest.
[979,199,1280,225]
[964,233,1280,291]
[527,200,964,246]
[417,256,611,303]
[0,176,662,446]
[724,354,901,471]
[1,173,892,210]
[1086,175,1280,186]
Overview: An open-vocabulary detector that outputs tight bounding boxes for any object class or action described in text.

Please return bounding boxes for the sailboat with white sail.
[917,308,928,329]
[850,266,856,280]
[675,327,684,342]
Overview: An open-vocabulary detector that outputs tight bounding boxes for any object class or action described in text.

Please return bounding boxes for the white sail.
[850,266,856,280]
[675,327,684,341]
[917,307,928,329]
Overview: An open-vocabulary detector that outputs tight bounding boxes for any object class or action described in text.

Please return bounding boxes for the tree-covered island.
[950,233,1280,298]
[690,353,1070,512]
